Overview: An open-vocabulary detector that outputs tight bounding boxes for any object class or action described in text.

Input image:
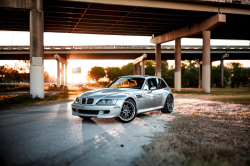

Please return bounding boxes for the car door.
[158,78,170,106]
[143,78,163,108]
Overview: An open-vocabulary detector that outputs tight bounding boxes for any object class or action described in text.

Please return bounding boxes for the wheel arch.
[125,97,137,110]
[167,93,174,108]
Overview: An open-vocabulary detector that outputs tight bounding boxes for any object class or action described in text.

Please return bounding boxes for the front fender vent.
[136,95,143,98]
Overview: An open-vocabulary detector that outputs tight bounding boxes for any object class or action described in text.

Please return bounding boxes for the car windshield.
[107,77,145,89]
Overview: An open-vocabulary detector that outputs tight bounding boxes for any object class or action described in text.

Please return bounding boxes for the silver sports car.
[72,75,174,123]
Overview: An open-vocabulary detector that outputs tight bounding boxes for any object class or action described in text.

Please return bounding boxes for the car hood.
[80,88,140,99]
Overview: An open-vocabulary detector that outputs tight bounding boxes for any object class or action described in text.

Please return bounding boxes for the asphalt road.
[0,99,177,166]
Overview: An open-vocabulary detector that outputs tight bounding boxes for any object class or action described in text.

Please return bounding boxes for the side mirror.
[150,86,156,92]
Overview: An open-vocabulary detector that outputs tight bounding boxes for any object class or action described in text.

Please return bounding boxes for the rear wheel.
[115,99,137,123]
[161,95,174,113]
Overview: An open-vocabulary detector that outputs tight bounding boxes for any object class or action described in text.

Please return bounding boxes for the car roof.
[121,75,161,79]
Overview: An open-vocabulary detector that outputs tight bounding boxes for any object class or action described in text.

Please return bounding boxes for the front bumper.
[71,100,123,118]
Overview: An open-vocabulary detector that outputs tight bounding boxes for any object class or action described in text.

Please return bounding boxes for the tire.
[161,95,174,113]
[115,99,137,123]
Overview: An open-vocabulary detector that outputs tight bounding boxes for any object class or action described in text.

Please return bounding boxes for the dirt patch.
[135,97,250,166]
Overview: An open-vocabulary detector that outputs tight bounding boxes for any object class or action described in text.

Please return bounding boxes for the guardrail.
[1,45,250,51]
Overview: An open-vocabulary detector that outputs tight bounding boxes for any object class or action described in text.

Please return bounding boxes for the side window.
[148,79,158,89]
[158,79,168,89]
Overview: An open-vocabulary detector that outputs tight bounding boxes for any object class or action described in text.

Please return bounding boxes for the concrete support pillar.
[65,64,68,85]
[133,64,136,75]
[202,31,211,93]
[57,60,60,87]
[29,0,44,99]
[174,38,181,91]
[220,59,224,88]
[155,44,161,77]
[141,60,145,75]
[136,63,140,75]
[210,61,212,88]
[61,63,65,85]
[199,63,202,88]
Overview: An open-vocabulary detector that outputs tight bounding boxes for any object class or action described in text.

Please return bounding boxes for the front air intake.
[78,110,99,115]
[87,98,94,104]
[82,98,86,104]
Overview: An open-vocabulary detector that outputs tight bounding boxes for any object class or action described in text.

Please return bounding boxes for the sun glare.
[44,59,133,83]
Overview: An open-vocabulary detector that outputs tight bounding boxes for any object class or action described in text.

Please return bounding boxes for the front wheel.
[161,95,174,113]
[115,99,137,123]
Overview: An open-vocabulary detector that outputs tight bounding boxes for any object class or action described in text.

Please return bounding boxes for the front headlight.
[96,99,117,105]
[74,97,80,103]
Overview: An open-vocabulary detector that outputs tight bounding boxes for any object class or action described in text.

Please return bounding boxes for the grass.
[0,92,82,111]
[136,106,250,166]
[173,89,250,104]
[0,85,92,92]
[173,90,250,95]
[46,86,91,92]
[0,85,30,92]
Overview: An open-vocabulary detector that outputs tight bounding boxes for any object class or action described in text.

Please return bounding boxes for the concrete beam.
[0,0,42,10]
[136,63,140,75]
[65,64,68,85]
[151,14,226,44]
[57,60,60,87]
[64,0,250,15]
[54,54,68,64]
[133,53,147,65]
[155,44,161,77]
[202,31,211,93]
[62,63,65,85]
[29,0,44,99]
[141,60,145,75]
[174,38,181,91]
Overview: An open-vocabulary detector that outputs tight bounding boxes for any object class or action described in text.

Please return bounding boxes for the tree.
[44,71,49,82]
[106,67,121,81]
[121,63,134,76]
[211,64,231,88]
[227,62,250,88]
[161,60,174,87]
[161,60,168,79]
[164,66,175,88]
[181,60,199,88]
[87,66,106,86]
[145,60,155,76]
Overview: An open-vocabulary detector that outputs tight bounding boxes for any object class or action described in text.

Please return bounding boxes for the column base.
[57,77,60,87]
[30,65,44,99]
[202,64,210,93]
[174,71,181,91]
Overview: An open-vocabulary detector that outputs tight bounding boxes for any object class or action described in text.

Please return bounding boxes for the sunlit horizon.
[0,30,250,83]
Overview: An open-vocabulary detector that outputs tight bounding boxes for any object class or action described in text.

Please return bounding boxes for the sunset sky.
[0,31,249,83]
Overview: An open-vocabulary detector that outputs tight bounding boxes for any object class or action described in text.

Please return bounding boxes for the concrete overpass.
[0,45,250,61]
[1,0,250,97]
[1,45,249,89]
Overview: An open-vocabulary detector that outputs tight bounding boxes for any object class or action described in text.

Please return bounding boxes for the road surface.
[0,99,177,166]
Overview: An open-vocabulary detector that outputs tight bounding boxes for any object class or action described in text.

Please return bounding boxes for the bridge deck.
[0,45,249,61]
